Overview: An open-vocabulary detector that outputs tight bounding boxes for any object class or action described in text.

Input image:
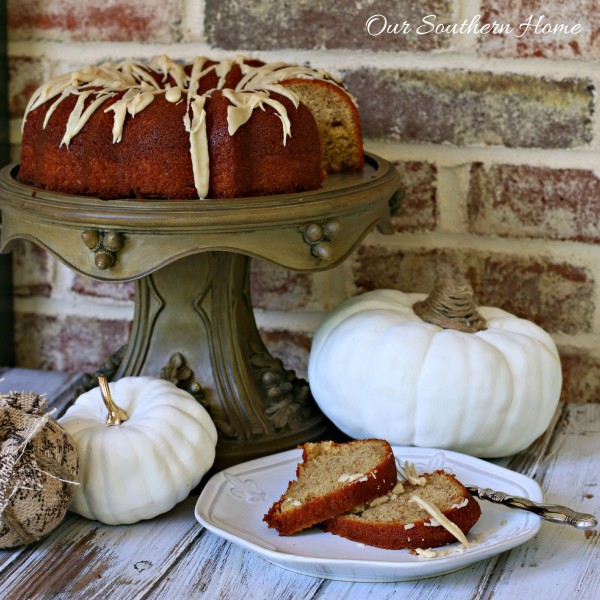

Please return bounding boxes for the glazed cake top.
[23,55,351,199]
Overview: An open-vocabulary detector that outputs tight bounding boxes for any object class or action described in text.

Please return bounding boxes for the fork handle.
[466,486,598,530]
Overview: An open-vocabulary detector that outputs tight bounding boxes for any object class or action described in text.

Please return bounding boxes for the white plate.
[195,446,543,582]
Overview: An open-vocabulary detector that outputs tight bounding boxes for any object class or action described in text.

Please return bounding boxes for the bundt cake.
[19,55,364,200]
[322,469,482,550]
[263,439,397,536]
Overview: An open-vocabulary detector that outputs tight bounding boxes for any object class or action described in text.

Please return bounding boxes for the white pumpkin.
[308,280,562,458]
[59,376,217,525]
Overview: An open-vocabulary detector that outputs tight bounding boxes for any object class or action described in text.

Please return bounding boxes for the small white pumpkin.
[59,376,217,525]
[308,279,562,458]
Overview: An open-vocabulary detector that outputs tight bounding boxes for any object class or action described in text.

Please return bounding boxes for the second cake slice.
[322,469,482,549]
[263,439,397,536]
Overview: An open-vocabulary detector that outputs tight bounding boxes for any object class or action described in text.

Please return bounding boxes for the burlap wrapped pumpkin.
[0,391,79,548]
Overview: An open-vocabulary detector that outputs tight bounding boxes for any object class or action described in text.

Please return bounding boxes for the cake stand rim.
[0,152,400,231]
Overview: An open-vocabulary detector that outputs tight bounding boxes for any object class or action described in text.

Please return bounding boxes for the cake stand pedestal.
[0,153,400,468]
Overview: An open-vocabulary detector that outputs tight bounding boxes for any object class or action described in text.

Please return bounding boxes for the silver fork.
[395,458,597,530]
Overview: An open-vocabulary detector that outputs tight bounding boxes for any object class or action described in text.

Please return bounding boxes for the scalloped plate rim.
[195,446,543,582]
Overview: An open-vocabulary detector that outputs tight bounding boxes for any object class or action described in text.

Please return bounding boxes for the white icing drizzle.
[128,89,156,116]
[165,86,182,103]
[43,88,76,129]
[234,61,355,106]
[409,495,471,547]
[222,89,291,144]
[23,55,346,198]
[149,55,187,88]
[187,56,208,97]
[184,94,210,199]
[403,462,427,487]
[61,90,115,147]
[451,497,469,510]
[337,472,368,483]
[104,88,161,144]
[184,57,212,198]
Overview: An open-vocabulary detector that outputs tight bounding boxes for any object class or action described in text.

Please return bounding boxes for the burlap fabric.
[0,391,79,548]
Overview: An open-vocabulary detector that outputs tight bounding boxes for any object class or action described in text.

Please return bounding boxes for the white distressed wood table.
[0,367,598,599]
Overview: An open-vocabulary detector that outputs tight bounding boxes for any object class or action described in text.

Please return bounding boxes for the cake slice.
[263,439,397,536]
[281,79,364,173]
[322,470,481,550]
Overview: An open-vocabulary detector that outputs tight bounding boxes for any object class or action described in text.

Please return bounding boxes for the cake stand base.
[114,250,334,469]
[0,154,400,469]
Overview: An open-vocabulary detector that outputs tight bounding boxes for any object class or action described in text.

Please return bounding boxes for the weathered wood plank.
[0,384,597,599]
[44,372,91,417]
[0,497,205,600]
[506,403,565,479]
[0,367,74,403]
[146,529,325,600]
[0,367,113,417]
[314,556,501,599]
[475,403,600,600]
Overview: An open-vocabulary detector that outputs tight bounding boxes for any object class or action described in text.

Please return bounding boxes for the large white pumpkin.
[59,376,217,525]
[308,281,562,458]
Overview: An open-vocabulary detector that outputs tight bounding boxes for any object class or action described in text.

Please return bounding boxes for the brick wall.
[5,0,600,402]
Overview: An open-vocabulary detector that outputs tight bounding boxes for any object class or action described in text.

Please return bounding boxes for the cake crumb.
[424,519,440,527]
[338,473,368,483]
[404,462,427,486]
[391,482,405,494]
[471,533,485,545]
[415,548,438,558]
[284,498,302,507]
[368,495,390,508]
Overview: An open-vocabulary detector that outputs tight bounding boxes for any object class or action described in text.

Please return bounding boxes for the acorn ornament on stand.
[0,390,79,549]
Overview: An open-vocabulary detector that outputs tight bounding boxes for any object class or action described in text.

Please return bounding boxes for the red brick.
[392,161,437,232]
[479,0,600,60]
[351,246,593,334]
[250,259,315,311]
[11,241,54,298]
[558,346,600,403]
[71,276,135,302]
[8,0,182,43]
[469,164,600,243]
[343,69,593,148]
[14,312,131,373]
[205,0,453,51]
[8,56,48,118]
[258,329,312,380]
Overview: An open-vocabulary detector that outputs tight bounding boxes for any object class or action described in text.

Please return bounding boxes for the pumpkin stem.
[413,278,487,333]
[98,375,129,427]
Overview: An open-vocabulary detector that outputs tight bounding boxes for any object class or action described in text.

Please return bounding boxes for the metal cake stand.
[0,153,400,468]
